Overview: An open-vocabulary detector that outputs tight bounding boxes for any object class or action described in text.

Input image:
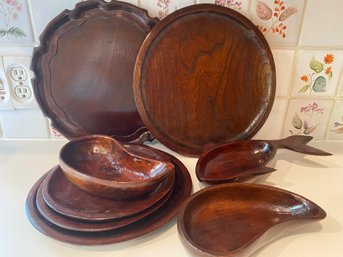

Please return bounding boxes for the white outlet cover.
[2,56,38,110]
[0,57,14,111]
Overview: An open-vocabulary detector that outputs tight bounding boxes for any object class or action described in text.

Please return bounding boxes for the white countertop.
[0,139,342,257]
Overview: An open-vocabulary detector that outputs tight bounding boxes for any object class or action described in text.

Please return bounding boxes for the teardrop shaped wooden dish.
[42,166,175,221]
[31,0,158,143]
[59,135,175,200]
[196,135,332,184]
[178,183,326,257]
[134,4,275,156]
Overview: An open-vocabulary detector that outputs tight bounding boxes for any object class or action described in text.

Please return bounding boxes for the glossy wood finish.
[196,135,332,183]
[60,135,174,200]
[134,4,276,156]
[31,0,158,143]
[35,179,173,232]
[178,183,326,257]
[25,152,192,245]
[42,166,174,221]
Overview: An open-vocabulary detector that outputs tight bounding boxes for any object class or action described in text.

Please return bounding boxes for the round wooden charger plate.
[42,166,175,221]
[134,4,276,156]
[35,175,173,232]
[32,0,158,143]
[25,152,192,245]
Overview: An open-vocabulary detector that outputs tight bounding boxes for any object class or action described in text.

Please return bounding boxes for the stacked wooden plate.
[26,146,192,245]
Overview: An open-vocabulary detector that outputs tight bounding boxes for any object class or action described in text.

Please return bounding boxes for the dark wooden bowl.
[178,183,326,257]
[196,135,332,184]
[59,135,174,200]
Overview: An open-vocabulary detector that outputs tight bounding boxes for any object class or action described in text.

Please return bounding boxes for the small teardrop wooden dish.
[196,135,332,184]
[59,135,174,200]
[178,183,326,257]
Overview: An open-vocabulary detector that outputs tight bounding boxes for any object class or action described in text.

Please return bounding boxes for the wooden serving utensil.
[196,135,332,184]
[178,183,326,257]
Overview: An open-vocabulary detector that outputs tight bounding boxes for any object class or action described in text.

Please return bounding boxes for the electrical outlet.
[3,56,38,110]
[10,66,29,81]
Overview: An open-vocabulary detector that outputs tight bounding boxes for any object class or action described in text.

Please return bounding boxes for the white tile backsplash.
[272,49,295,96]
[254,98,288,139]
[301,0,343,47]
[0,110,49,138]
[0,0,342,140]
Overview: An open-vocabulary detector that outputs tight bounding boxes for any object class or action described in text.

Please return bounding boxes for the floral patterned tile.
[251,0,305,47]
[292,50,343,97]
[328,101,343,139]
[283,99,334,140]
[253,98,287,139]
[139,0,195,19]
[0,0,34,44]
[196,0,250,17]
[272,49,295,96]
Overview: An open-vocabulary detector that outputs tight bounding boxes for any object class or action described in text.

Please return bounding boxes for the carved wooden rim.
[31,0,158,143]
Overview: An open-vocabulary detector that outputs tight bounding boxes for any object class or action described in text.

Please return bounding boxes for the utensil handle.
[269,135,332,156]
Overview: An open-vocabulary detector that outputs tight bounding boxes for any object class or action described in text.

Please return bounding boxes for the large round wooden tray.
[134,4,276,156]
[32,0,158,143]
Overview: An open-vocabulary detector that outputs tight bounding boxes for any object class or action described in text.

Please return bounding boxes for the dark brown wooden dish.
[59,135,174,200]
[178,183,326,257]
[25,151,192,245]
[31,0,159,143]
[196,135,332,184]
[42,166,174,221]
[35,178,173,232]
[134,4,275,156]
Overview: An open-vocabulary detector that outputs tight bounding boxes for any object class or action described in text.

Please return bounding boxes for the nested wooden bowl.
[59,135,174,200]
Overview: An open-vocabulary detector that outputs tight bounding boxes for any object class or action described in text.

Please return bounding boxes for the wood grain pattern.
[178,183,326,257]
[25,150,192,245]
[31,0,158,143]
[42,165,174,221]
[35,179,173,232]
[134,4,276,156]
[196,135,332,184]
[59,135,174,200]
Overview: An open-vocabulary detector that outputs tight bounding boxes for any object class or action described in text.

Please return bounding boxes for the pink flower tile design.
[157,0,171,19]
[0,0,33,43]
[292,50,343,97]
[283,100,333,140]
[252,0,305,46]
[140,0,195,19]
[197,0,250,17]
[215,0,242,10]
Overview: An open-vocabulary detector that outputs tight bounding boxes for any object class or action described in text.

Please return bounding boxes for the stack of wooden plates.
[26,147,192,245]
